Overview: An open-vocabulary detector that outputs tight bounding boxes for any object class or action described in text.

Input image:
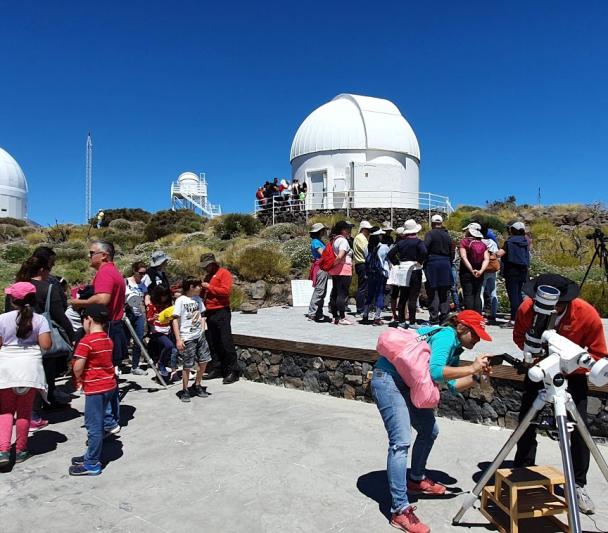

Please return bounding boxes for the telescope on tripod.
[453,285,608,532]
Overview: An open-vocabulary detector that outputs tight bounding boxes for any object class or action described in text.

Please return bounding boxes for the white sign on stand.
[290,279,333,307]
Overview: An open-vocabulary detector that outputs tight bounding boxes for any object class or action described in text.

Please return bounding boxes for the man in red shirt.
[71,240,125,432]
[513,273,608,514]
[200,253,239,384]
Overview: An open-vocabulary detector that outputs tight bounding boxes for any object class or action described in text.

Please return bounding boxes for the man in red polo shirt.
[513,273,608,515]
[200,253,239,384]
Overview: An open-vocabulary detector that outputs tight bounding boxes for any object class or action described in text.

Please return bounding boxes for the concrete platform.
[1,377,607,533]
[231,307,608,363]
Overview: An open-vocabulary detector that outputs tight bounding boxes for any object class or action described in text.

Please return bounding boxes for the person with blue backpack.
[362,229,390,325]
[459,223,490,313]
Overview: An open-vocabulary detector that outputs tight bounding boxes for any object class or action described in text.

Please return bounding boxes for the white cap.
[510,221,525,231]
[381,221,395,231]
[359,220,373,230]
[431,214,443,224]
[395,227,405,235]
[371,229,385,236]
[462,222,481,232]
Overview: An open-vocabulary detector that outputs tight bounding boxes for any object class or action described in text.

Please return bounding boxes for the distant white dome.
[290,94,420,162]
[0,147,28,220]
[178,171,199,184]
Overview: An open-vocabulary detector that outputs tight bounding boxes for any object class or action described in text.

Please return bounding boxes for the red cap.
[456,310,492,342]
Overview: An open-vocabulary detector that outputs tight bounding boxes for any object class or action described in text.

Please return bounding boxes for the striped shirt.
[74,332,117,395]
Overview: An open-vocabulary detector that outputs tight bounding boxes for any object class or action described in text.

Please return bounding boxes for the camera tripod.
[122,316,168,388]
[580,228,608,290]
[452,370,608,532]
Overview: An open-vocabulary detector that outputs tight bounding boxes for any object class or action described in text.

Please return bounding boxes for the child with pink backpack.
[371,310,492,533]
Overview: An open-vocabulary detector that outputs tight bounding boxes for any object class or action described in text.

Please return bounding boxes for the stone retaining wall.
[236,346,608,437]
[256,208,439,227]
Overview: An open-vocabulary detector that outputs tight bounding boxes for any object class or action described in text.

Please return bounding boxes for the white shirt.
[172,295,205,341]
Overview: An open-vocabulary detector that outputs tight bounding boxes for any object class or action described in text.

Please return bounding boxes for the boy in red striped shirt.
[69,304,117,476]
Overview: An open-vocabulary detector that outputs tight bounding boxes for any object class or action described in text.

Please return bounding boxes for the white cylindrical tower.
[0,147,28,220]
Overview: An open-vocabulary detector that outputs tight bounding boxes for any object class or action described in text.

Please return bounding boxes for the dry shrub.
[166,245,211,279]
[580,283,608,317]
[230,285,245,309]
[24,231,47,245]
[226,244,290,282]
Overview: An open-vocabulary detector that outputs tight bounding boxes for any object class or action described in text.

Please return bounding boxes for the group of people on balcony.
[255,178,307,210]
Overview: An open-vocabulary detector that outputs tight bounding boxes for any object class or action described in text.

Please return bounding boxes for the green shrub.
[226,245,291,282]
[230,285,245,309]
[259,223,301,241]
[2,243,30,263]
[282,237,311,269]
[460,213,507,235]
[133,241,159,257]
[0,224,22,240]
[90,208,151,227]
[212,213,261,240]
[580,283,608,317]
[0,217,27,227]
[166,245,211,280]
[108,218,132,231]
[53,259,91,284]
[182,232,228,251]
[144,210,206,241]
[24,231,47,245]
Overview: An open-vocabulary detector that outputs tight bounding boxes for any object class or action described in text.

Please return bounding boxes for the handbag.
[376,327,443,408]
[486,253,500,274]
[41,284,73,358]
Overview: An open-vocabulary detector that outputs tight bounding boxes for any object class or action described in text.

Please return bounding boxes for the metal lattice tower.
[85,132,93,222]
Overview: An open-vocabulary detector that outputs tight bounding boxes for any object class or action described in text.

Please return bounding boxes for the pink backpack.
[376,328,442,408]
[466,239,487,269]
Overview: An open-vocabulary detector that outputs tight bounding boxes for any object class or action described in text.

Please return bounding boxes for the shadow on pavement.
[101,438,123,467]
[119,404,136,427]
[357,469,462,519]
[472,460,514,483]
[44,406,82,425]
[28,429,68,456]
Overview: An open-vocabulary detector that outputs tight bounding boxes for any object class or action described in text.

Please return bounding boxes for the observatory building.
[0,147,28,220]
[170,171,221,219]
[290,94,421,210]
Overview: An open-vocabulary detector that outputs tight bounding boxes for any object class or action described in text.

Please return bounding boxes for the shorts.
[182,336,212,369]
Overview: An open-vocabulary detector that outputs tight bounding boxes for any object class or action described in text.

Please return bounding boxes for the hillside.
[0,203,606,316]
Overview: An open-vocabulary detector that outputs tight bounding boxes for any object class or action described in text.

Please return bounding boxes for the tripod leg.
[122,317,168,389]
[452,394,545,525]
[566,399,608,483]
[555,414,582,533]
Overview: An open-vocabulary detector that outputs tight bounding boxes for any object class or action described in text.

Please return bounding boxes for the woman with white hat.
[459,223,490,313]
[307,223,329,322]
[387,220,427,328]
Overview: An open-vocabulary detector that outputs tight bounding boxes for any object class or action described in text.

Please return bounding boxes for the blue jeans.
[84,388,117,467]
[149,334,178,369]
[504,267,528,320]
[482,272,498,318]
[104,386,120,433]
[450,265,461,310]
[371,369,439,514]
[128,314,145,369]
[364,273,387,320]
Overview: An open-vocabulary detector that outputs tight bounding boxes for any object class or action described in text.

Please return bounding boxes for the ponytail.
[13,293,37,339]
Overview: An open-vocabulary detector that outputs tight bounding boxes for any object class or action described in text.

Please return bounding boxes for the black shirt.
[387,238,427,265]
[423,228,453,257]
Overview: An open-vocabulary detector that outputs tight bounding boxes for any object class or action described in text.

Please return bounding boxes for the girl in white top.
[0,282,52,466]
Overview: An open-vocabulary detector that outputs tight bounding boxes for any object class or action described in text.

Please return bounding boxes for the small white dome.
[178,171,199,184]
[0,147,28,193]
[290,94,421,162]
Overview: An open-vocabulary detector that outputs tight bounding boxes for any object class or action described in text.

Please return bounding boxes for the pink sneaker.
[390,506,430,533]
[407,477,446,495]
[29,417,49,433]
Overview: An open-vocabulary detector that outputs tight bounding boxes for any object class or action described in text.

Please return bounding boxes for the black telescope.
[523,284,560,361]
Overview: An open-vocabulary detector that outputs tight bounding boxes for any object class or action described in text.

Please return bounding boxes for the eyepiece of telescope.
[523,284,560,360]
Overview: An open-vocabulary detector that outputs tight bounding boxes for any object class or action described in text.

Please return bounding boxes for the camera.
[586,228,606,242]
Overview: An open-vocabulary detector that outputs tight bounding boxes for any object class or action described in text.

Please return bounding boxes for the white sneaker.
[576,485,595,514]
[104,425,121,439]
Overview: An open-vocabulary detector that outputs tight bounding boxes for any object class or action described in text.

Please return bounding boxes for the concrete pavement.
[1,377,607,533]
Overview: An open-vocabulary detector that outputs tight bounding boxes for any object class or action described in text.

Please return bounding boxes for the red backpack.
[319,239,337,271]
[466,239,487,269]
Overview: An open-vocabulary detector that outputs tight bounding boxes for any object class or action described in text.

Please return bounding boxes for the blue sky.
[1,1,607,225]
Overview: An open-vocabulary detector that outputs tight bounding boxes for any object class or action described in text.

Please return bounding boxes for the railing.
[171,181,222,218]
[253,190,454,226]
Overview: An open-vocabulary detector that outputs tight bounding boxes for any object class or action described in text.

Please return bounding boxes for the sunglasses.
[135,271,147,276]
[89,251,104,257]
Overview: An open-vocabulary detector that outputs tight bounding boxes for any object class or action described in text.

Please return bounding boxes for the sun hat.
[462,223,483,238]
[150,250,170,267]
[402,219,422,235]
[199,253,218,269]
[381,221,395,231]
[344,220,355,227]
[431,214,443,223]
[4,282,36,301]
[371,229,386,236]
[510,221,526,231]
[359,220,373,230]
[523,273,580,303]
[82,304,110,321]
[310,223,327,233]
[395,227,405,235]
[456,310,492,341]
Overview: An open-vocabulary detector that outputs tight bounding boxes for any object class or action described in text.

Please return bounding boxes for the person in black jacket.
[32,246,68,310]
[387,219,427,327]
[144,250,171,303]
[423,215,454,324]
[497,221,530,327]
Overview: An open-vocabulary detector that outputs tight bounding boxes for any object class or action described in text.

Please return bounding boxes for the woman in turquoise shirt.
[371,310,492,533]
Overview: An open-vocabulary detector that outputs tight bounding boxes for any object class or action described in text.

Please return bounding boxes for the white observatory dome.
[290,94,420,162]
[0,147,28,220]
